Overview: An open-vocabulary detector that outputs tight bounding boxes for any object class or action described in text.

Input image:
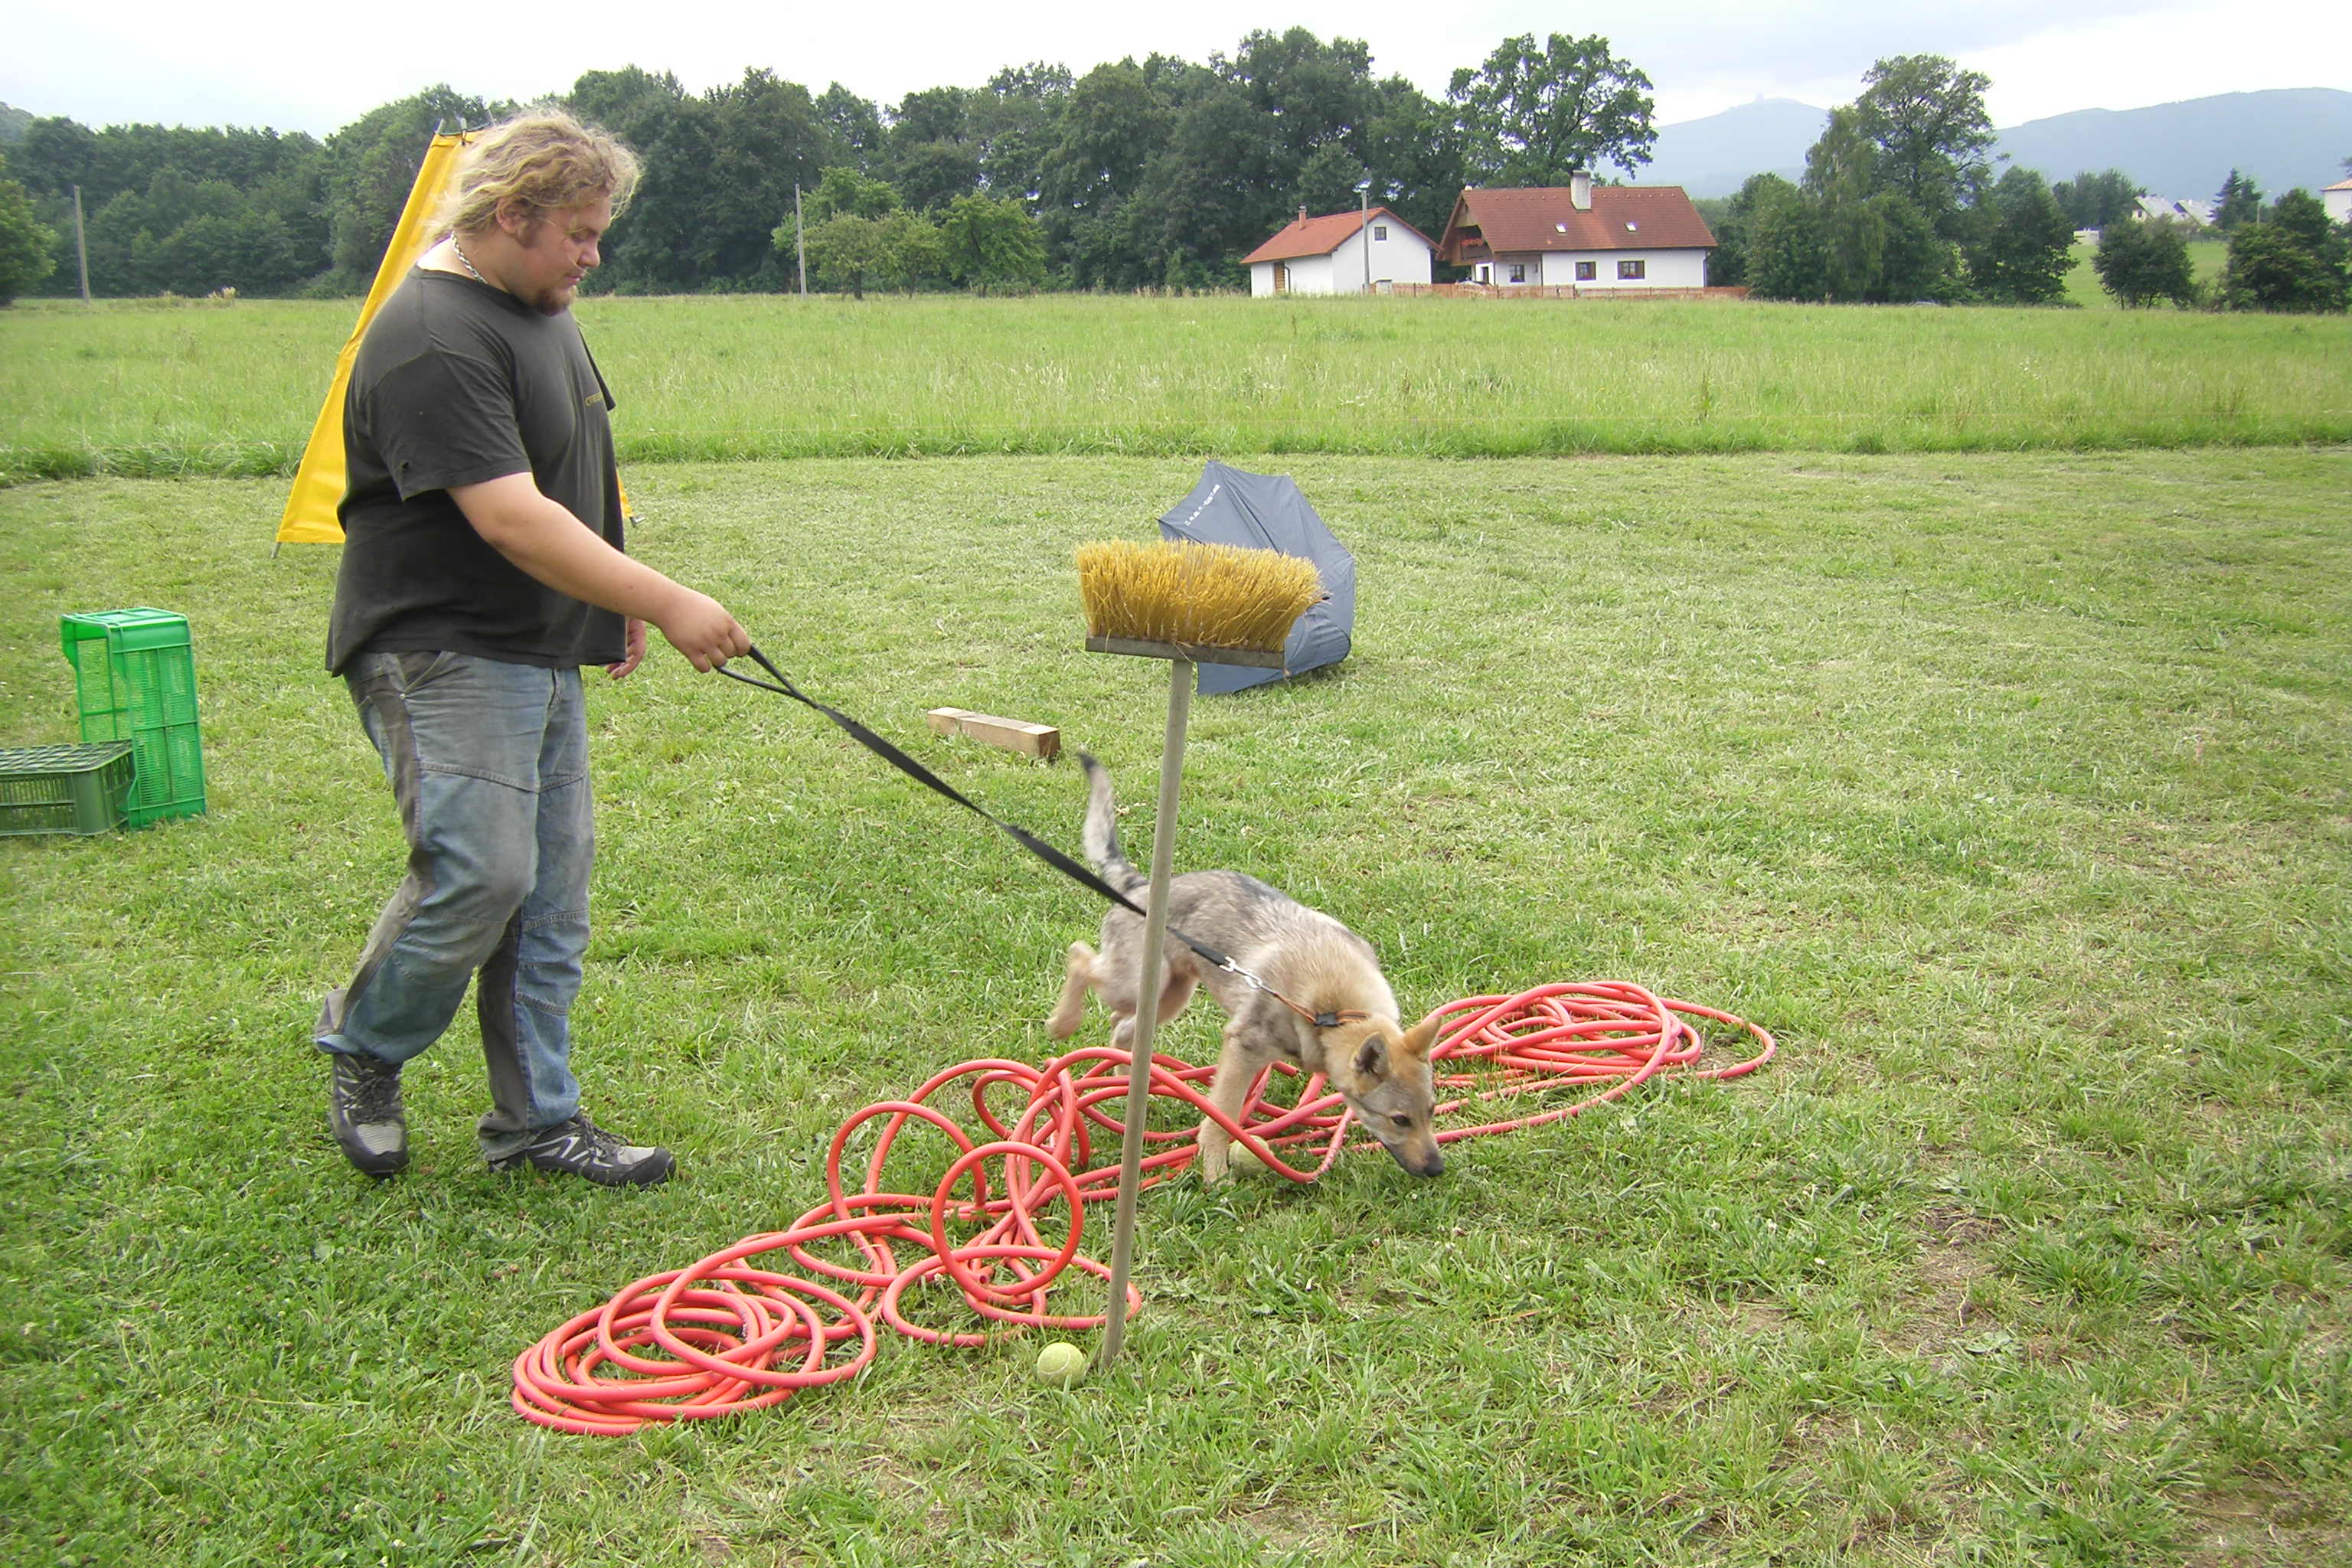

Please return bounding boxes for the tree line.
[0,29,1651,302]
[1696,58,2349,312]
[0,34,2344,312]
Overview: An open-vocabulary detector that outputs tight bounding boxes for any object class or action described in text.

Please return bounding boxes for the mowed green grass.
[2,289,2346,483]
[1,446,2347,1566]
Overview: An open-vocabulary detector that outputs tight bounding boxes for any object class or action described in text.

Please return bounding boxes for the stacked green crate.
[60,608,208,826]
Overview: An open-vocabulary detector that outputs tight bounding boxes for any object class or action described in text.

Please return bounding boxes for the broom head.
[1076,540,1322,658]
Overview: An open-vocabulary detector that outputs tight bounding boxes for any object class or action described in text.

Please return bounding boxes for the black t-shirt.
[327,267,626,675]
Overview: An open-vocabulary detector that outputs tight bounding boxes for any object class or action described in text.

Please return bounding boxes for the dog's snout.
[1385,1141,1443,1178]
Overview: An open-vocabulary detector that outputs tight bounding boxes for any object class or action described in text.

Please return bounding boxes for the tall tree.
[318,85,503,289]
[803,165,906,223]
[2090,215,2197,308]
[2051,168,2141,230]
[1787,56,1999,302]
[1801,103,1942,302]
[1703,172,1808,289]
[1967,166,2076,304]
[1219,28,1374,171]
[1743,175,1825,301]
[938,192,1047,292]
[1358,74,1468,244]
[1447,32,1655,185]
[969,63,1072,201]
[815,83,886,172]
[1126,82,1289,288]
[2210,169,2262,232]
[1035,58,1182,288]
[0,152,58,305]
[2221,189,2349,313]
[1847,54,1994,247]
[886,87,982,211]
[795,213,892,298]
[704,69,828,289]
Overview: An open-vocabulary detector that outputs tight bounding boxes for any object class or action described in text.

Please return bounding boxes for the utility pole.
[793,184,806,296]
[1358,180,1371,295]
[72,185,91,303]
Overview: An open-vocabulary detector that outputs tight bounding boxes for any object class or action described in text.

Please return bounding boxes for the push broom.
[1073,538,1323,1370]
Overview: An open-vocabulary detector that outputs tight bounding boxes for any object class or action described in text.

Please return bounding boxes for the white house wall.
[1345,227,1436,289]
[1487,250,1708,289]
[1292,255,1340,294]
[1251,226,1437,296]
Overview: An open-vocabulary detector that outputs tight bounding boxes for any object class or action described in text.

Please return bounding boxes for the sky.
[8,0,2347,139]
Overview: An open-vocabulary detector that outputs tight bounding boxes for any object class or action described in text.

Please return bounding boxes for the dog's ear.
[1353,1034,1390,1080]
[1400,1014,1441,1060]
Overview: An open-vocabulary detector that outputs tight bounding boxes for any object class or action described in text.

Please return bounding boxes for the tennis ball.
[1034,1341,1088,1386]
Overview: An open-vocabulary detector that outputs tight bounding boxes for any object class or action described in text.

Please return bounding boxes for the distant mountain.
[0,101,32,145]
[1615,88,2352,204]
[1609,99,1823,197]
[1993,89,2352,203]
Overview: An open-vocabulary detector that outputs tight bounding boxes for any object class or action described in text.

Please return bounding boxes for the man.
[316,109,749,1186]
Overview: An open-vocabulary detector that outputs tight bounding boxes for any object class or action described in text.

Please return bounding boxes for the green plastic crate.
[0,742,136,836]
[60,607,208,827]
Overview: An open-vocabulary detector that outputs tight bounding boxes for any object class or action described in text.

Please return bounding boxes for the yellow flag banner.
[275,132,469,544]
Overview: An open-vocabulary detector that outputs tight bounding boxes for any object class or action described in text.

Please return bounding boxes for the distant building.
[2324,178,2352,225]
[1436,174,1716,290]
[1243,207,1437,296]
[2135,196,2213,227]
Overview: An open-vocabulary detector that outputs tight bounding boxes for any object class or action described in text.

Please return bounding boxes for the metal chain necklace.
[449,237,491,287]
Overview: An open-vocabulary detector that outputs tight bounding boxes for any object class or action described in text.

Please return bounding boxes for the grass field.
[2,290,2347,482]
[2,443,2347,1566]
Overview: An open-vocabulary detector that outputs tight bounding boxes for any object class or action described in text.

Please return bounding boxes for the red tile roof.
[1243,206,1436,264]
[1439,185,1716,263]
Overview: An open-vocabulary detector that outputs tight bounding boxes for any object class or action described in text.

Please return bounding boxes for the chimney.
[1298,205,1308,224]
[1570,170,1592,211]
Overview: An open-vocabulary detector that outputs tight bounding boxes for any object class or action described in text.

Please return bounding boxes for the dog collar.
[1279,999,1371,1031]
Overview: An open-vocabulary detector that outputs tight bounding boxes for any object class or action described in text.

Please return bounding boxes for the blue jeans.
[315,651,591,1158]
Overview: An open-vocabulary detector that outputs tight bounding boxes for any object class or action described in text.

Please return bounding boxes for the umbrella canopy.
[1157,462,1354,693]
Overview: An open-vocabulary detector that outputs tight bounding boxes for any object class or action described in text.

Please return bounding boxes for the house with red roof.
[1437,174,1717,291]
[1243,206,1437,296]
[2324,177,2352,227]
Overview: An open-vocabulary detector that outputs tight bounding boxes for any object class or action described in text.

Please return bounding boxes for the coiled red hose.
[512,981,1773,1433]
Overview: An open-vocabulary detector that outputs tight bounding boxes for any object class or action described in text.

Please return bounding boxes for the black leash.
[715,645,1360,1031]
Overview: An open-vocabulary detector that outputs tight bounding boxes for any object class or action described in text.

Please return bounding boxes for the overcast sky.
[8,0,2345,139]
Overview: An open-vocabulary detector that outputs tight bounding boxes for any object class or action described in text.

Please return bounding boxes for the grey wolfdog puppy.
[1047,753,1444,1181]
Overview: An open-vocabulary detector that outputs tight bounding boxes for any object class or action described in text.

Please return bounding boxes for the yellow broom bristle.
[1076,540,1322,653]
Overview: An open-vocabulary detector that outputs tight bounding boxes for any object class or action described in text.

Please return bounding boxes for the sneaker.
[327,1049,408,1178]
[488,1113,674,1187]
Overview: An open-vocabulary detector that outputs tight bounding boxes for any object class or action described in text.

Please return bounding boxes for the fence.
[1380,283,1750,302]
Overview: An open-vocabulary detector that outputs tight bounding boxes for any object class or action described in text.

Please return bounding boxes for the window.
[1575,261,1596,281]
[1618,259,1646,279]
[1373,224,1388,240]
[1508,263,1527,283]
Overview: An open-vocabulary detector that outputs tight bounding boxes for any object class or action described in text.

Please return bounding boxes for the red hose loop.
[511,980,1773,1433]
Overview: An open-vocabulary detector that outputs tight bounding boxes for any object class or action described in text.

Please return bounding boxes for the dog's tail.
[1076,751,1146,897]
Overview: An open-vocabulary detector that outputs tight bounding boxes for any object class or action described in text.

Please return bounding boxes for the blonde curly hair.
[438,108,641,239]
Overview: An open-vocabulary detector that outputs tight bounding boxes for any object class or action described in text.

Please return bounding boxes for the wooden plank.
[1081,635,1289,668]
[926,707,1062,759]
